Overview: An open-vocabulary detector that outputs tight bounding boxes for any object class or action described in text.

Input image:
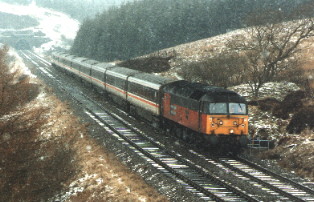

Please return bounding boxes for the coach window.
[118,78,126,89]
[129,82,140,95]
[78,64,84,72]
[106,75,115,85]
[81,65,89,74]
[70,62,77,69]
[92,69,103,80]
[130,83,158,102]
[145,87,157,102]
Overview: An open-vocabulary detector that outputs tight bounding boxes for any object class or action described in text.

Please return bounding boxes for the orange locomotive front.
[161,81,249,148]
[199,101,249,146]
[202,114,248,136]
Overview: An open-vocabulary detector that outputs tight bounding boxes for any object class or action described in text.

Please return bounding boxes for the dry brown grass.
[0,47,77,201]
[35,94,168,201]
[298,38,314,91]
[260,130,314,181]
[68,137,168,202]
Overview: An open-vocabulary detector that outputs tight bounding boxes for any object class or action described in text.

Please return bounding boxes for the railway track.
[84,109,258,201]
[185,149,314,201]
[20,51,314,201]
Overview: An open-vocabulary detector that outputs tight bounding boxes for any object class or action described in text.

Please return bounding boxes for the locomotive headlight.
[233,121,238,126]
[219,120,223,125]
[230,129,234,134]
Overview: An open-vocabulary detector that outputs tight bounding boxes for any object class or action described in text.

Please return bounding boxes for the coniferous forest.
[70,0,313,61]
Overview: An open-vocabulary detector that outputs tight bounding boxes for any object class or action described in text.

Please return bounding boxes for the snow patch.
[0,1,80,51]
[230,82,300,101]
[7,48,36,78]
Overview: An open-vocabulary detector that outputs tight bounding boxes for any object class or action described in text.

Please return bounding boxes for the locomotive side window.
[170,95,199,111]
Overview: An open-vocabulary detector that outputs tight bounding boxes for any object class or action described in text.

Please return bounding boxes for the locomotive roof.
[55,52,73,60]
[72,56,88,63]
[163,80,246,103]
[95,62,116,69]
[55,52,84,64]
[81,59,99,65]
[52,52,66,57]
[106,66,140,78]
[128,73,177,90]
[130,73,176,85]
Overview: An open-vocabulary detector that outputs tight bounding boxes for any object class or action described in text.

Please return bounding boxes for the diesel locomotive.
[51,52,249,151]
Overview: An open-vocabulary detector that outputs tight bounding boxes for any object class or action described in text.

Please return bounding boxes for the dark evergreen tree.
[70,0,313,61]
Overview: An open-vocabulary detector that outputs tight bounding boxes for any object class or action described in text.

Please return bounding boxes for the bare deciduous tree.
[227,11,314,97]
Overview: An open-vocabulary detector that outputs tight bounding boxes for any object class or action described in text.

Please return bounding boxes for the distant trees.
[71,0,312,62]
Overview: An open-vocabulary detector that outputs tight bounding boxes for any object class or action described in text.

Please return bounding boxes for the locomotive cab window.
[229,103,247,115]
[202,102,247,115]
[206,103,227,114]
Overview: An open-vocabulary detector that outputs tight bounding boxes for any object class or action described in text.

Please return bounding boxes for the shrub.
[273,90,306,119]
[0,47,40,116]
[179,51,247,87]
[286,106,314,134]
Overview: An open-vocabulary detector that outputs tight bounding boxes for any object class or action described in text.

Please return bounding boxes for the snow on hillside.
[0,1,79,52]
[230,82,300,101]
[7,48,35,77]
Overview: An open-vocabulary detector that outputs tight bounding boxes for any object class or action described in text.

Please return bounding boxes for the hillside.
[71,0,313,61]
[119,28,314,87]
[118,28,314,181]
